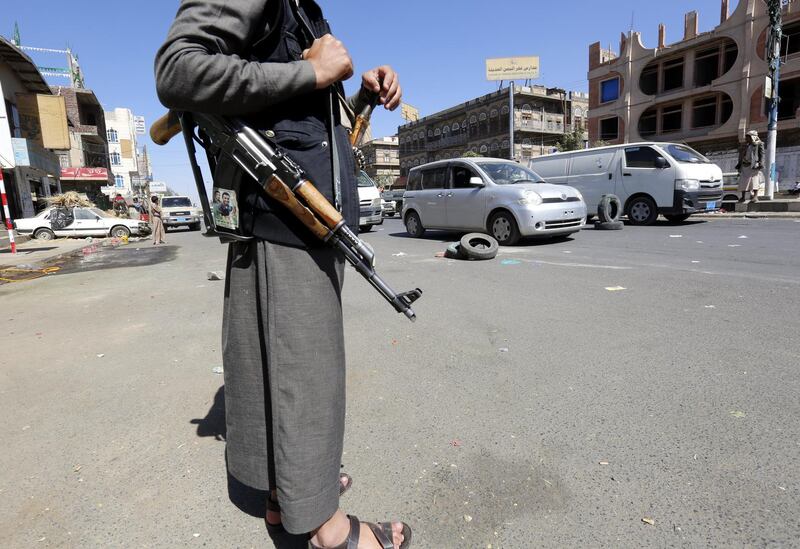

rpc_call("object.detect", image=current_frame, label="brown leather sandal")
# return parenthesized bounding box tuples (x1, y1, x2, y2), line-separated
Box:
(265, 473, 354, 534)
(309, 515, 413, 549)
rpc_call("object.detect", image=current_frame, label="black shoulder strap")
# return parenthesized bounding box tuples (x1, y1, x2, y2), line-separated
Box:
(250, 0, 285, 52)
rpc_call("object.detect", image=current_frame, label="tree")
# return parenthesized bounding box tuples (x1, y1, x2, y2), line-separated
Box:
(556, 129, 587, 152)
(462, 150, 482, 157)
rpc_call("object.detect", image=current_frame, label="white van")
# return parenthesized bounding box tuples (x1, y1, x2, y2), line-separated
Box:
(529, 142, 724, 225)
(356, 171, 383, 232)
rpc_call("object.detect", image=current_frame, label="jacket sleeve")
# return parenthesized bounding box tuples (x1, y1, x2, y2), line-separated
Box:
(154, 0, 317, 115)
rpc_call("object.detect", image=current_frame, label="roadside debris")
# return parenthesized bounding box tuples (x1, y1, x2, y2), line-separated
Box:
(598, 460, 609, 465)
(642, 517, 655, 526)
(730, 410, 746, 418)
(498, 347, 509, 353)
(500, 259, 521, 265)
(391, 252, 407, 257)
(669, 235, 683, 238)
(738, 235, 748, 239)
(442, 234, 499, 260)
(212, 367, 224, 375)
(96, 354, 105, 358)
(605, 286, 627, 291)
(207, 271, 225, 281)
(463, 515, 473, 523)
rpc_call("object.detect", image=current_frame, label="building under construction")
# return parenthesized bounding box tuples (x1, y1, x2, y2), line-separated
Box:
(587, 0, 800, 178)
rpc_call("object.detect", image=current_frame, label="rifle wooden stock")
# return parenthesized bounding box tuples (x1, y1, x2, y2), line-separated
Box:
(151, 111, 182, 145)
(295, 180, 344, 229)
(350, 115, 370, 147)
(264, 176, 331, 240)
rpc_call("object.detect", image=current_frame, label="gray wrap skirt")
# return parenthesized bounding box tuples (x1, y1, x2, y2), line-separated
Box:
(222, 239, 346, 534)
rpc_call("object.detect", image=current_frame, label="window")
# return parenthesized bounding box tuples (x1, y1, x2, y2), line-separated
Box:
(110, 152, 122, 165)
(115, 175, 125, 188)
(107, 128, 119, 143)
(778, 76, 800, 120)
(692, 96, 718, 128)
(664, 144, 709, 164)
(640, 65, 658, 95)
(421, 167, 447, 189)
(781, 21, 800, 57)
(662, 58, 684, 91)
(74, 208, 97, 220)
(694, 47, 720, 87)
(599, 117, 619, 140)
(5, 100, 21, 138)
(638, 108, 657, 137)
(720, 96, 733, 124)
(625, 146, 664, 168)
(600, 78, 620, 103)
(407, 170, 422, 190)
(661, 105, 683, 132)
(451, 165, 477, 189)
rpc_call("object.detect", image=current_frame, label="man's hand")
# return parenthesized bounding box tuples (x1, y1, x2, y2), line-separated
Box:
(303, 34, 353, 89)
(361, 66, 402, 111)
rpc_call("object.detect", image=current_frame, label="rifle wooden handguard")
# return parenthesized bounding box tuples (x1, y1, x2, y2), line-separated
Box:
(151, 111, 182, 145)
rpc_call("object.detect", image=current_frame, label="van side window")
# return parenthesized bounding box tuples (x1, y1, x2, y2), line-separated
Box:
(624, 146, 664, 168)
(421, 167, 448, 190)
(407, 171, 422, 191)
(451, 165, 478, 189)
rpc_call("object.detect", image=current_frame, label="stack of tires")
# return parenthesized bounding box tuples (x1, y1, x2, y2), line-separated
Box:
(595, 194, 624, 230)
(445, 233, 499, 260)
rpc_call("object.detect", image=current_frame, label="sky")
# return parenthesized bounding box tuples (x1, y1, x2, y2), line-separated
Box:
(6, 0, 737, 199)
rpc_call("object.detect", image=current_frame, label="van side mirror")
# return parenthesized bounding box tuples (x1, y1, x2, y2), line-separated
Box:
(469, 176, 485, 187)
(655, 157, 669, 169)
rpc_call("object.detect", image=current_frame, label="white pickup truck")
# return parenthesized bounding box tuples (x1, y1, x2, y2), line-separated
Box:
(159, 196, 202, 231)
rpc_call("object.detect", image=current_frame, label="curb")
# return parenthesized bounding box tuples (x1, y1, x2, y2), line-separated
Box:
(693, 212, 800, 219)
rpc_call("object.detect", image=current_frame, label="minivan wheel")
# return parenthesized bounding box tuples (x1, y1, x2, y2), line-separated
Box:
(489, 211, 521, 245)
(405, 211, 425, 238)
(626, 196, 658, 225)
(359, 224, 372, 233)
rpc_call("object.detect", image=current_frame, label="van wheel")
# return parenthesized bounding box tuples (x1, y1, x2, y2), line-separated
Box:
(405, 211, 425, 238)
(626, 196, 658, 225)
(489, 211, 520, 245)
(664, 214, 691, 223)
(359, 225, 372, 233)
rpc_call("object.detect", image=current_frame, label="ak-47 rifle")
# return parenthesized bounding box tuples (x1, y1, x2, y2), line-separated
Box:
(150, 110, 422, 321)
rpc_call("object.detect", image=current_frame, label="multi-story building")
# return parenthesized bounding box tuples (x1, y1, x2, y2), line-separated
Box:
(51, 86, 113, 200)
(587, 0, 800, 178)
(0, 36, 63, 219)
(398, 85, 588, 179)
(360, 136, 400, 187)
(104, 108, 143, 196)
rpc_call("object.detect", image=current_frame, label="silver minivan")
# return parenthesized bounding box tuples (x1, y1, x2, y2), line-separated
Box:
(402, 158, 587, 245)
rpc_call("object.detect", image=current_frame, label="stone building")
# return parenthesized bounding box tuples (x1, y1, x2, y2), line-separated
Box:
(104, 107, 144, 196)
(0, 36, 62, 219)
(51, 86, 113, 199)
(360, 135, 400, 187)
(398, 85, 588, 179)
(587, 0, 800, 177)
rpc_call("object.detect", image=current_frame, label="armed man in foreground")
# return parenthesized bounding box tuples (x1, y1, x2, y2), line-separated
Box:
(154, 1, 410, 548)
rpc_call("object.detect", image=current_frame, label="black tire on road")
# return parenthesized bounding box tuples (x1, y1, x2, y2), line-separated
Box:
(594, 220, 624, 230)
(111, 225, 131, 238)
(626, 196, 658, 225)
(190, 222, 201, 231)
(404, 211, 425, 238)
(597, 194, 622, 223)
(664, 213, 691, 223)
(359, 225, 372, 233)
(488, 210, 521, 246)
(34, 228, 55, 241)
(459, 233, 499, 260)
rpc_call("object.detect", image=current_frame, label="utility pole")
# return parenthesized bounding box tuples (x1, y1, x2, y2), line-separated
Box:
(765, 0, 783, 200)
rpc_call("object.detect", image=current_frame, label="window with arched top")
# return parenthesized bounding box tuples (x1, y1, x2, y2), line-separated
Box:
(469, 115, 477, 124)
(107, 128, 118, 143)
(110, 152, 122, 165)
(491, 142, 499, 150)
(490, 109, 498, 118)
(502, 140, 509, 148)
(114, 174, 124, 187)
(427, 129, 433, 137)
(443, 126, 450, 134)
(434, 128, 441, 136)
(452, 122, 460, 131)
(479, 144, 488, 153)
(522, 138, 532, 146)
(479, 112, 487, 121)
(521, 104, 532, 113)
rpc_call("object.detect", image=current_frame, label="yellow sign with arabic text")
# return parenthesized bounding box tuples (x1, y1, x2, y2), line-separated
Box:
(401, 103, 420, 122)
(485, 56, 540, 81)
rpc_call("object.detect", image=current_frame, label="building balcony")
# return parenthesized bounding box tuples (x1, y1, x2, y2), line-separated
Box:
(426, 133, 468, 151)
(514, 119, 565, 133)
(10, 138, 61, 175)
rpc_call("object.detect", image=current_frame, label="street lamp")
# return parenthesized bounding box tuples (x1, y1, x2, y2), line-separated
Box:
(764, 0, 784, 200)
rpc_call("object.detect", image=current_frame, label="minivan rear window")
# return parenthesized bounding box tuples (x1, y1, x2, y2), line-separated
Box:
(421, 167, 448, 190)
(407, 171, 422, 191)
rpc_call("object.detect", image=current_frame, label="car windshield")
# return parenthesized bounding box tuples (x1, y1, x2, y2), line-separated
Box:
(664, 144, 709, 164)
(357, 171, 376, 188)
(162, 197, 192, 207)
(91, 208, 110, 218)
(475, 162, 546, 185)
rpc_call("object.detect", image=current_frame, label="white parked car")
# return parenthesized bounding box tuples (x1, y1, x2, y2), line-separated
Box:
(15, 207, 151, 240)
(356, 171, 383, 232)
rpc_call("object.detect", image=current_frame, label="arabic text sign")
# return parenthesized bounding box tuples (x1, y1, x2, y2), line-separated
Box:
(134, 116, 146, 135)
(485, 56, 539, 81)
(401, 103, 419, 122)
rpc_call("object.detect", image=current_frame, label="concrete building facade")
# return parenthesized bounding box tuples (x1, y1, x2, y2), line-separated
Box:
(360, 136, 400, 187)
(51, 86, 113, 202)
(398, 85, 588, 179)
(587, 0, 800, 179)
(104, 107, 142, 197)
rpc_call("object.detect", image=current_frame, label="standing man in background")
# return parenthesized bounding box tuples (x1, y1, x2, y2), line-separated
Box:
(155, 1, 411, 548)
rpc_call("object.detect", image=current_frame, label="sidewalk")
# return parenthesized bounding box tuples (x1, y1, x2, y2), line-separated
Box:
(0, 237, 96, 268)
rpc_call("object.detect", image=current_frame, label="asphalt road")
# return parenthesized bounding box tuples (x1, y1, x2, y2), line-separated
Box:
(1, 217, 799, 548)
